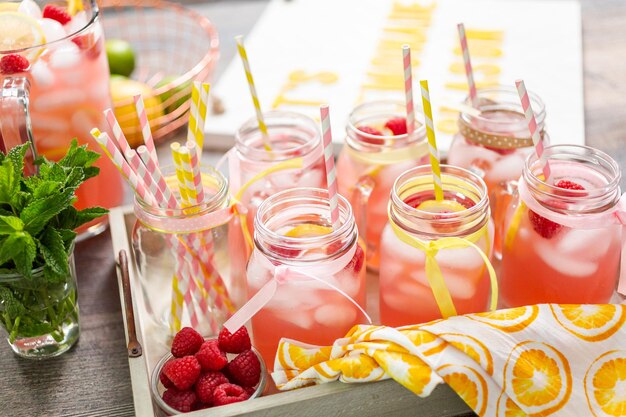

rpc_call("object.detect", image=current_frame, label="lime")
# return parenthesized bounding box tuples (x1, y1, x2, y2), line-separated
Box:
(110, 77, 163, 147)
(105, 38, 135, 77)
(155, 75, 192, 114)
(0, 11, 46, 55)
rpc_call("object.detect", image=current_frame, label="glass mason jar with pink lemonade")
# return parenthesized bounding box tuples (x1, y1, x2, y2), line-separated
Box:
(0, 0, 123, 237)
(244, 188, 367, 369)
(448, 86, 547, 194)
(336, 101, 428, 270)
(500, 145, 623, 307)
(379, 165, 496, 327)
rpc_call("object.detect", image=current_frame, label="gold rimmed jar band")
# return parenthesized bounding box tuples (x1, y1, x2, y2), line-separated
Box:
(458, 119, 544, 150)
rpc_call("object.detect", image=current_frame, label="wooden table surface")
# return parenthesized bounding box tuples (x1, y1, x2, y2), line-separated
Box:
(2, 0, 626, 416)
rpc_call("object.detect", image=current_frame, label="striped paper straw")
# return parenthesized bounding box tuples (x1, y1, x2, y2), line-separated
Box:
(137, 145, 179, 209)
(457, 23, 478, 108)
(171, 142, 191, 206)
(402, 45, 415, 134)
(187, 82, 200, 146)
(515, 79, 552, 183)
(419, 80, 444, 201)
(235, 35, 272, 151)
(195, 83, 210, 156)
(104, 109, 132, 155)
(319, 105, 340, 230)
(133, 95, 159, 164)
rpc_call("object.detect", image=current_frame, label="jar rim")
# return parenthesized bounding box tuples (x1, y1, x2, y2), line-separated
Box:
(235, 110, 321, 163)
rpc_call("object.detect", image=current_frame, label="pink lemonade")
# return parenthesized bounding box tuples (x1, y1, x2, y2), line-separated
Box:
(234, 111, 325, 235)
(448, 87, 546, 194)
(0, 0, 123, 235)
(379, 166, 494, 327)
(500, 146, 622, 307)
(336, 101, 428, 270)
(246, 188, 366, 369)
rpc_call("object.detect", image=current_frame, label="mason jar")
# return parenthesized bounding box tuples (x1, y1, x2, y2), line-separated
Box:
(379, 165, 496, 327)
(336, 100, 428, 271)
(500, 145, 623, 307)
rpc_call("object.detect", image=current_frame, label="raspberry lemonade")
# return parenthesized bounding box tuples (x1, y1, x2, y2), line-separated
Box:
(336, 101, 428, 270)
(448, 86, 547, 194)
(379, 165, 495, 326)
(246, 188, 366, 368)
(500, 145, 623, 307)
(0, 0, 122, 236)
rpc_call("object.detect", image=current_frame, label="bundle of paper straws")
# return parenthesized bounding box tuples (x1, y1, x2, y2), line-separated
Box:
(91, 82, 234, 335)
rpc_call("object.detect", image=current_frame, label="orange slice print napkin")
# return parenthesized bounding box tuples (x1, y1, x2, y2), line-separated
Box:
(272, 304, 626, 417)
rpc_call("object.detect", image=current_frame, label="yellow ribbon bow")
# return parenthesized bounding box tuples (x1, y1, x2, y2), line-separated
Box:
(388, 219, 498, 319)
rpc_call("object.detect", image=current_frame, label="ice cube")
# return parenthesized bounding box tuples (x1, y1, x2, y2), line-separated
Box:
(268, 169, 298, 188)
(40, 18, 66, 43)
(382, 284, 433, 311)
(314, 304, 357, 328)
(486, 154, 525, 184)
(557, 228, 612, 259)
(30, 60, 54, 87)
(32, 89, 86, 112)
(18, 0, 41, 19)
(380, 225, 426, 264)
(286, 311, 314, 330)
(71, 109, 99, 135)
(443, 273, 479, 299)
(436, 246, 485, 270)
(49, 41, 80, 69)
(31, 115, 69, 133)
(333, 271, 361, 298)
(536, 239, 599, 278)
(298, 167, 325, 188)
(65, 11, 87, 36)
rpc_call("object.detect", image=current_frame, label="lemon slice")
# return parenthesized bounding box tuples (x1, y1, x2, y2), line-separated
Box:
(0, 2, 19, 12)
(416, 199, 467, 213)
(284, 224, 332, 238)
(67, 0, 83, 16)
(0, 12, 46, 55)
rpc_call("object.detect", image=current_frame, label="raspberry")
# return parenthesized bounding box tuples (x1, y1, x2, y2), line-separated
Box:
(218, 326, 251, 354)
(555, 180, 585, 191)
(384, 117, 408, 135)
(0, 54, 30, 74)
(162, 389, 198, 412)
(528, 180, 585, 239)
(343, 243, 364, 274)
(212, 383, 250, 406)
(42, 4, 72, 25)
(159, 360, 176, 389)
(356, 125, 385, 145)
(226, 350, 262, 387)
(243, 386, 257, 396)
(194, 371, 229, 404)
(195, 340, 228, 371)
(163, 356, 201, 390)
(171, 327, 204, 357)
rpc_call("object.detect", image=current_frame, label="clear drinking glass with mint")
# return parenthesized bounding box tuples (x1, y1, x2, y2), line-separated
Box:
(0, 141, 107, 358)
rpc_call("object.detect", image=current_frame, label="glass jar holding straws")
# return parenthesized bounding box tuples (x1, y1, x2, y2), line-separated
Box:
(93, 83, 240, 337)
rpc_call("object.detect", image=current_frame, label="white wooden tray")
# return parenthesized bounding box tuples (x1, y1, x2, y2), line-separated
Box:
(109, 205, 474, 417)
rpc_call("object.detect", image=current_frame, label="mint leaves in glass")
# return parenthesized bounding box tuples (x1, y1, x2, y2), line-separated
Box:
(0, 141, 108, 358)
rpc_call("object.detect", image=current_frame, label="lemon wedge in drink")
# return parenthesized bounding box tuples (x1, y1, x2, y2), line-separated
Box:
(67, 0, 83, 16)
(0, 2, 19, 12)
(284, 224, 332, 238)
(0, 12, 45, 56)
(416, 199, 466, 213)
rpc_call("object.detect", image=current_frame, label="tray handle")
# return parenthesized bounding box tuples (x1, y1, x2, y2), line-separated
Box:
(117, 250, 143, 358)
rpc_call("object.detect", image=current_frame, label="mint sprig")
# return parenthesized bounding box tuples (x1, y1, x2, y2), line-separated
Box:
(0, 140, 108, 343)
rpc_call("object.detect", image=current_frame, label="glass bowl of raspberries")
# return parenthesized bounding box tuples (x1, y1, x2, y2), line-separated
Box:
(150, 326, 266, 415)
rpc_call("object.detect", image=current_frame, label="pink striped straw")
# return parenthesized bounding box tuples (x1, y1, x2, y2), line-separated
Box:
(125, 150, 169, 207)
(319, 105, 340, 230)
(457, 23, 478, 108)
(133, 95, 159, 164)
(516, 80, 552, 183)
(402, 45, 415, 134)
(137, 146, 179, 209)
(104, 109, 132, 155)
(186, 141, 205, 203)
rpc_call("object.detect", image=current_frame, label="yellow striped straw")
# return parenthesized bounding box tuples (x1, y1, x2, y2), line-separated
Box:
(187, 83, 200, 146)
(235, 35, 272, 151)
(196, 83, 210, 157)
(176, 145, 200, 204)
(171, 142, 191, 207)
(419, 80, 444, 201)
(170, 275, 184, 333)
